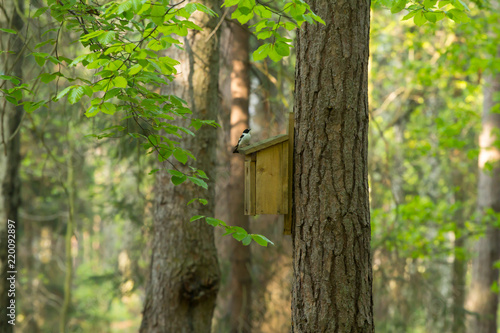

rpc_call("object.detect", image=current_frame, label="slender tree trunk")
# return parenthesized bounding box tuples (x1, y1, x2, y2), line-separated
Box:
(0, 1, 24, 332)
(291, 1, 373, 332)
(60, 141, 76, 333)
(451, 164, 466, 333)
(140, 1, 221, 332)
(227, 21, 252, 333)
(466, 44, 500, 333)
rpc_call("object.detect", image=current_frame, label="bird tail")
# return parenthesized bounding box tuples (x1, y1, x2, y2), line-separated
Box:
(233, 146, 238, 153)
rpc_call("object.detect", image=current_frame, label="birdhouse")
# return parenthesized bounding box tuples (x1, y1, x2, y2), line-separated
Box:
(238, 113, 294, 235)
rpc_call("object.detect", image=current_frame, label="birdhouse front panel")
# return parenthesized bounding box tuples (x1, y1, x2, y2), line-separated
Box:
(242, 134, 290, 216)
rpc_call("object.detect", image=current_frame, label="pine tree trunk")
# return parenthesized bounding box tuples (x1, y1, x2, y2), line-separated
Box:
(466, 45, 500, 333)
(140, 1, 221, 332)
(227, 21, 252, 333)
(0, 1, 24, 332)
(291, 1, 373, 332)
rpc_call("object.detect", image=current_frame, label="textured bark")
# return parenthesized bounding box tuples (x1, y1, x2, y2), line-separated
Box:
(0, 1, 24, 332)
(466, 44, 500, 333)
(227, 21, 252, 333)
(139, 2, 221, 332)
(291, 1, 373, 332)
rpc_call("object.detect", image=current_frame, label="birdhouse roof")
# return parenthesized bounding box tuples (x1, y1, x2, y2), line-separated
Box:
(239, 134, 288, 155)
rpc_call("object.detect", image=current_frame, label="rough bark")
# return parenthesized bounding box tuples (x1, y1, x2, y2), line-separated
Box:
(292, 1, 373, 332)
(466, 44, 500, 333)
(139, 1, 221, 332)
(0, 1, 24, 332)
(227, 21, 252, 333)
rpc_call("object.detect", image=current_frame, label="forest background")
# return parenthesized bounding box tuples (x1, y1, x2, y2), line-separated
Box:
(0, 0, 499, 332)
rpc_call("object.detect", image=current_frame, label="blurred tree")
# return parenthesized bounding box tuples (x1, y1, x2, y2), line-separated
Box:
(0, 1, 24, 332)
(227, 19, 252, 333)
(291, 1, 373, 332)
(467, 43, 500, 333)
(139, 1, 222, 331)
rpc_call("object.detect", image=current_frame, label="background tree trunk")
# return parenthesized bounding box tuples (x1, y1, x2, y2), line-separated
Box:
(140, 1, 221, 332)
(227, 21, 252, 333)
(466, 44, 500, 333)
(0, 1, 24, 332)
(291, 1, 373, 332)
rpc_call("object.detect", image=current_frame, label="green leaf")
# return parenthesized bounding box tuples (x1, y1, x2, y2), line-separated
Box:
(128, 64, 142, 75)
(390, 0, 406, 13)
(253, 44, 270, 61)
(184, 3, 196, 14)
(190, 215, 204, 222)
(68, 86, 85, 104)
(0, 75, 20, 85)
(447, 9, 470, 23)
(168, 169, 185, 178)
(311, 13, 326, 25)
(232, 226, 248, 241)
(39, 73, 57, 83)
(99, 102, 116, 115)
(112, 76, 127, 88)
(242, 235, 252, 246)
(423, 0, 438, 7)
(188, 176, 208, 189)
(424, 12, 437, 23)
(55, 86, 73, 101)
(35, 39, 55, 49)
(275, 42, 290, 56)
(197, 169, 208, 179)
(452, 0, 469, 11)
(206, 217, 223, 227)
(171, 175, 187, 185)
(149, 169, 159, 175)
(85, 106, 100, 117)
(0, 28, 17, 34)
(80, 30, 104, 42)
(173, 149, 188, 164)
(223, 0, 240, 6)
(33, 7, 49, 18)
(251, 234, 274, 247)
(414, 10, 426, 26)
(402, 10, 418, 20)
(257, 30, 273, 40)
(491, 281, 500, 294)
(34, 55, 46, 67)
(97, 31, 116, 44)
(23, 100, 46, 113)
(268, 47, 283, 62)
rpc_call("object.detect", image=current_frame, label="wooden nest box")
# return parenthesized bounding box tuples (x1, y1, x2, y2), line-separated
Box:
(238, 113, 294, 235)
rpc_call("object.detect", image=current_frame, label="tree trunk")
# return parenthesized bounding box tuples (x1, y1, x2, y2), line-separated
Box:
(466, 44, 500, 333)
(227, 21, 252, 333)
(139, 1, 221, 332)
(291, 1, 373, 332)
(451, 164, 466, 333)
(60, 141, 76, 333)
(0, 1, 24, 332)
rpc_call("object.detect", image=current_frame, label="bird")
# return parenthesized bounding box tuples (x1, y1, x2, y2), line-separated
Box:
(233, 129, 251, 153)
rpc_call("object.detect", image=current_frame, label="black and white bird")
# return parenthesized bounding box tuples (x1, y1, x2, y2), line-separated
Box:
(233, 129, 251, 153)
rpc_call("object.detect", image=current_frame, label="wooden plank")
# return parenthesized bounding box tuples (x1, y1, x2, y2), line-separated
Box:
(239, 134, 288, 155)
(256, 144, 282, 214)
(282, 142, 288, 214)
(284, 112, 294, 235)
(244, 154, 256, 215)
